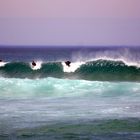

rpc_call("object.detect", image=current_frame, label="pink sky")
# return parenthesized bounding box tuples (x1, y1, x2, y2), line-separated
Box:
(0, 0, 140, 46)
(0, 0, 140, 18)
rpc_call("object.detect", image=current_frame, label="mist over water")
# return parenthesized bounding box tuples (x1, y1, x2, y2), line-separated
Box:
(0, 47, 140, 63)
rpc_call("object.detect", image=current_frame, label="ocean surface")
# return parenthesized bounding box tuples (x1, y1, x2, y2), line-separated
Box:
(0, 47, 140, 140)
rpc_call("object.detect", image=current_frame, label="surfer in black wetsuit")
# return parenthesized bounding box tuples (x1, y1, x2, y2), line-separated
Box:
(32, 61, 36, 66)
(65, 61, 71, 67)
(0, 60, 2, 62)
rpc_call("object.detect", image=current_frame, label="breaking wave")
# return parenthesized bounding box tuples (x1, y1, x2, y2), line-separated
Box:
(0, 59, 140, 81)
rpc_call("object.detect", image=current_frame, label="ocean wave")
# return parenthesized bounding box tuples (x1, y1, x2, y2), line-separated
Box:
(0, 59, 140, 81)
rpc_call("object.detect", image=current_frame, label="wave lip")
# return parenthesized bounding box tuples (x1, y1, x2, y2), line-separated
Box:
(0, 59, 140, 81)
(30, 61, 42, 70)
(0, 62, 8, 67)
(62, 61, 85, 73)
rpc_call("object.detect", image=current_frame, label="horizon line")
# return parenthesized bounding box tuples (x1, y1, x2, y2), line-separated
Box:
(0, 45, 140, 48)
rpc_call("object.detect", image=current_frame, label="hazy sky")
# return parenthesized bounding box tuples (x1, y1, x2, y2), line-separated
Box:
(0, 0, 140, 46)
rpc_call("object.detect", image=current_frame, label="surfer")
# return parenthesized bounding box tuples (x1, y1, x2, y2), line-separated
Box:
(0, 60, 2, 62)
(65, 61, 71, 67)
(32, 61, 36, 66)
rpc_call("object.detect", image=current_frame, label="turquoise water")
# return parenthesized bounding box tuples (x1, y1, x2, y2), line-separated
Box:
(0, 77, 140, 139)
(0, 77, 140, 98)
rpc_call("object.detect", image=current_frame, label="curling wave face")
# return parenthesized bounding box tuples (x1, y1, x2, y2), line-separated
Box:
(0, 59, 140, 81)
